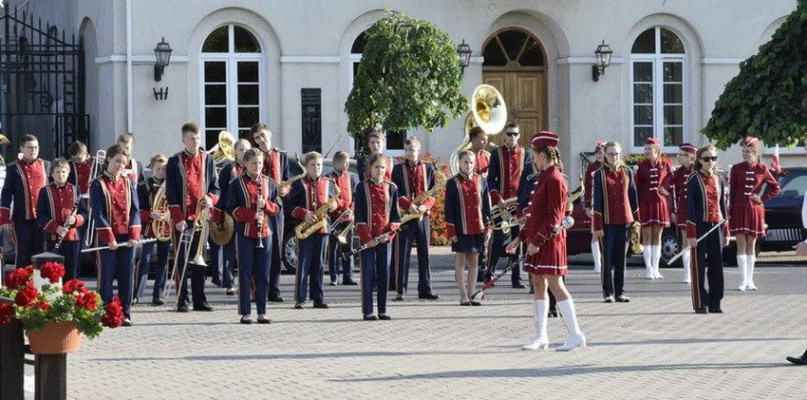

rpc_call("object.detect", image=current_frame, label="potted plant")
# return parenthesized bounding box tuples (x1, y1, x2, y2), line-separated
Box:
(0, 262, 124, 354)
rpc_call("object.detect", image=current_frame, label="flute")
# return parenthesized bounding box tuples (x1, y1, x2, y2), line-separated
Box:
(81, 238, 158, 253)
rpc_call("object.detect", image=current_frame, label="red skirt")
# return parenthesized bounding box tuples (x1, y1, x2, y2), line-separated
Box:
(729, 202, 766, 237)
(522, 234, 567, 276)
(639, 194, 670, 227)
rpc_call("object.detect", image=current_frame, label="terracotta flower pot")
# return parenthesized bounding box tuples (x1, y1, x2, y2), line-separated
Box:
(27, 321, 82, 354)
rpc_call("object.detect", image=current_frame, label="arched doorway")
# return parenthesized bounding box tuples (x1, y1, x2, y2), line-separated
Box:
(482, 28, 547, 148)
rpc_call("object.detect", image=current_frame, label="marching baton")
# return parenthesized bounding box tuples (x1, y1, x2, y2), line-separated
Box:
(666, 220, 727, 264)
(471, 216, 574, 302)
(81, 238, 158, 253)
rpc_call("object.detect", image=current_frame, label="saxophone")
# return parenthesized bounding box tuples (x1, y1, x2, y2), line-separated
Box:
(629, 222, 643, 255)
(399, 167, 446, 225)
(294, 178, 340, 240)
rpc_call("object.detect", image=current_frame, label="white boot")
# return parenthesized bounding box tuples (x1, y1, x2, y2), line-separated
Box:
(556, 299, 586, 351)
(736, 255, 748, 291)
(591, 241, 602, 274)
(522, 300, 549, 350)
(747, 254, 758, 290)
(681, 250, 691, 284)
(643, 248, 654, 279)
(652, 245, 664, 279)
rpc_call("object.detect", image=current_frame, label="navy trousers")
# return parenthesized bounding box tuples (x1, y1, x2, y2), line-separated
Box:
(328, 228, 354, 283)
(268, 214, 284, 299)
(134, 240, 171, 302)
(236, 234, 271, 316)
(173, 227, 208, 308)
(361, 242, 391, 316)
(13, 219, 44, 268)
(486, 225, 522, 284)
(294, 233, 326, 304)
(394, 216, 432, 295)
(45, 238, 80, 282)
(691, 221, 724, 310)
(600, 224, 629, 298)
(99, 234, 135, 318)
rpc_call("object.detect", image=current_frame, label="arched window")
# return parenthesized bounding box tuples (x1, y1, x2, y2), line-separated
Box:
(630, 27, 686, 149)
(200, 25, 264, 148)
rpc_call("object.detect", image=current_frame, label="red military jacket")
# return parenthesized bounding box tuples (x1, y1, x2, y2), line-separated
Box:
(0, 158, 49, 223)
(519, 165, 567, 247)
(729, 161, 781, 211)
(671, 165, 693, 216)
(355, 179, 401, 244)
(328, 169, 355, 221)
(635, 159, 673, 203)
(445, 172, 491, 238)
(167, 150, 220, 224)
(394, 160, 436, 214)
(70, 156, 95, 195)
(289, 175, 333, 235)
(488, 145, 527, 205)
(592, 164, 640, 231)
(583, 160, 602, 210)
(38, 183, 85, 241)
(475, 149, 490, 177)
(230, 174, 281, 238)
(686, 171, 729, 238)
(91, 171, 141, 244)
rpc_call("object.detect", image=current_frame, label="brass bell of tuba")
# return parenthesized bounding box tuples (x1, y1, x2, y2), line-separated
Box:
(206, 130, 236, 165)
(449, 84, 507, 175)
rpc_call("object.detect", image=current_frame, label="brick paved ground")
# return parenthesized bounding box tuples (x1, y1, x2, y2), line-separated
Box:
(35, 249, 807, 399)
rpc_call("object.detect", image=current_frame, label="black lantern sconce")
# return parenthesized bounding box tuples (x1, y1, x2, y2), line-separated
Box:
(592, 40, 613, 82)
(153, 37, 173, 82)
(457, 39, 472, 75)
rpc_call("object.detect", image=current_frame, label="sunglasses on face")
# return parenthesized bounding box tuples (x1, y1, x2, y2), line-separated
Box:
(701, 156, 718, 162)
(505, 132, 520, 137)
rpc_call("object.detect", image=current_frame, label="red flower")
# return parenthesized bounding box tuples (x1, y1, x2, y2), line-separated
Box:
(62, 279, 87, 295)
(40, 262, 65, 284)
(0, 303, 14, 325)
(4, 267, 32, 289)
(14, 284, 39, 307)
(101, 296, 124, 328)
(36, 299, 50, 311)
(76, 292, 98, 311)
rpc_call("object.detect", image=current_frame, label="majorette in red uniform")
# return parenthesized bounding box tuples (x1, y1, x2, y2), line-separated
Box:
(584, 140, 607, 274)
(729, 136, 780, 291)
(507, 131, 585, 352)
(37, 166, 87, 282)
(671, 143, 697, 283)
(635, 137, 674, 279)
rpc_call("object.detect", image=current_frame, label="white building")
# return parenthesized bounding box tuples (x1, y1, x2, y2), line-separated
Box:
(1, 0, 802, 181)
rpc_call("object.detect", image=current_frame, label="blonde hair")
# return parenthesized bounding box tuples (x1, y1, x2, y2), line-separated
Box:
(303, 151, 323, 166)
(149, 154, 168, 168)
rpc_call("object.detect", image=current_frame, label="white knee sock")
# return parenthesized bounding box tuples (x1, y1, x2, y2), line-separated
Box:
(643, 247, 654, 279)
(523, 300, 549, 350)
(591, 241, 602, 273)
(747, 254, 757, 290)
(652, 245, 664, 279)
(556, 299, 586, 351)
(737, 254, 748, 290)
(681, 250, 691, 283)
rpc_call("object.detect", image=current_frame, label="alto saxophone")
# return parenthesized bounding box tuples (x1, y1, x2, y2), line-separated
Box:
(399, 167, 446, 225)
(629, 222, 643, 255)
(294, 178, 341, 240)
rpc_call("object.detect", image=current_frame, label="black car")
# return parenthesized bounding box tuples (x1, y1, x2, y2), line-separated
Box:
(762, 167, 807, 251)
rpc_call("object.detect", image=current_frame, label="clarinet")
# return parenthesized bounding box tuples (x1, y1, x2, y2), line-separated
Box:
(54, 192, 81, 252)
(256, 174, 265, 249)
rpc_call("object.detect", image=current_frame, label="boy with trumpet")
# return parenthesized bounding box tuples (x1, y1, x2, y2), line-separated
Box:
(327, 151, 358, 286)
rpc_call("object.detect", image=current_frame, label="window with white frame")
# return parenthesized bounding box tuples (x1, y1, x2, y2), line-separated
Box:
(630, 27, 686, 150)
(349, 31, 406, 156)
(200, 25, 264, 149)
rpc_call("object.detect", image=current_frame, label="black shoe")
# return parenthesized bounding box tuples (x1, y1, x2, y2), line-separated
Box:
(268, 296, 285, 303)
(313, 302, 329, 309)
(122, 318, 133, 327)
(418, 292, 440, 300)
(787, 353, 807, 365)
(343, 278, 359, 286)
(363, 314, 378, 321)
(470, 300, 482, 306)
(460, 301, 471, 306)
(294, 302, 305, 309)
(615, 295, 631, 303)
(151, 299, 165, 306)
(378, 314, 391, 320)
(604, 296, 615, 303)
(695, 308, 708, 314)
(393, 294, 405, 302)
(176, 305, 190, 313)
(709, 308, 724, 314)
(240, 316, 252, 324)
(193, 303, 214, 312)
(512, 283, 526, 289)
(329, 281, 339, 286)
(548, 307, 558, 318)
(257, 316, 271, 324)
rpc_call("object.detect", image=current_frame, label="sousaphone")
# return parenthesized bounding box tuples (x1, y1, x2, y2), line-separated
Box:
(449, 84, 508, 175)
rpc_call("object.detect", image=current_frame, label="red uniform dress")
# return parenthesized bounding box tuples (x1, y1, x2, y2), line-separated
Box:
(519, 165, 567, 275)
(672, 165, 693, 229)
(728, 161, 781, 237)
(635, 159, 672, 227)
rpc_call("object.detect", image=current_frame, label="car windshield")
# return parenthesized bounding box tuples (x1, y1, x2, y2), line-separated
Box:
(776, 171, 807, 198)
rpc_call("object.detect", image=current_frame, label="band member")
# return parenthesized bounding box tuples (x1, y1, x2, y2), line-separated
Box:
(730, 136, 780, 291)
(468, 126, 490, 283)
(252, 123, 289, 303)
(355, 153, 401, 320)
(228, 148, 281, 324)
(486, 122, 533, 288)
(635, 138, 673, 279)
(392, 137, 439, 301)
(592, 141, 640, 303)
(67, 141, 96, 197)
(91, 144, 141, 327)
(671, 143, 698, 283)
(445, 150, 490, 305)
(114, 133, 145, 183)
(0, 134, 51, 268)
(584, 140, 607, 274)
(212, 138, 251, 295)
(327, 151, 359, 286)
(287, 152, 336, 309)
(166, 123, 220, 312)
(507, 131, 585, 351)
(134, 154, 172, 306)
(687, 145, 729, 314)
(37, 158, 87, 281)
(356, 130, 394, 181)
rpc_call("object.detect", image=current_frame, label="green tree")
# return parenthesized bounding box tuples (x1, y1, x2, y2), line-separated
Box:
(702, 0, 807, 149)
(345, 11, 467, 154)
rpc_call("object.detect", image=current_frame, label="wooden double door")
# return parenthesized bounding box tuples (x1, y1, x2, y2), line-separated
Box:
(483, 70, 547, 148)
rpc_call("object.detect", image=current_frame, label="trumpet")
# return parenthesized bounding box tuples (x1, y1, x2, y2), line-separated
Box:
(490, 197, 519, 234)
(83, 149, 106, 247)
(329, 209, 354, 246)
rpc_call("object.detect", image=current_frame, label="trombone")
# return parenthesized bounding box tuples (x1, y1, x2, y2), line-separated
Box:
(329, 209, 354, 246)
(83, 149, 106, 247)
(164, 199, 209, 309)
